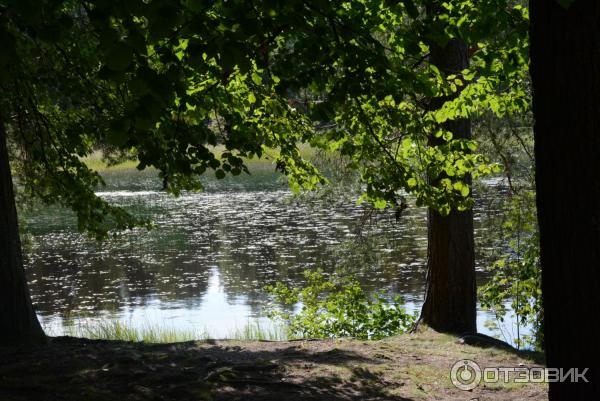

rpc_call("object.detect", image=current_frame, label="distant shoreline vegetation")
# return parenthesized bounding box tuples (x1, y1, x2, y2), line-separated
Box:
(81, 145, 321, 173)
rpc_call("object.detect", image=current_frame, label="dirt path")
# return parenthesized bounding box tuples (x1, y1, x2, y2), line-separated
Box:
(0, 329, 546, 401)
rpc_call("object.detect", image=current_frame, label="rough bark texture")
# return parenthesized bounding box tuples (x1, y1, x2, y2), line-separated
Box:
(0, 116, 46, 346)
(418, 36, 477, 335)
(530, 1, 600, 398)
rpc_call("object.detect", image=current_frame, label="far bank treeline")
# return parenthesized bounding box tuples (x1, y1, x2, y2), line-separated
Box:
(1, 1, 598, 400)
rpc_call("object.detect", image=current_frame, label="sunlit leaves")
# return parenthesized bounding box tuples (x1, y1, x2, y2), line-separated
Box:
(2, 0, 530, 236)
(251, 72, 262, 86)
(266, 269, 415, 340)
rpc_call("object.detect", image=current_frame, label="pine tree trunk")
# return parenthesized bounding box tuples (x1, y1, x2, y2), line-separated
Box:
(0, 115, 46, 346)
(418, 35, 477, 335)
(530, 1, 600, 398)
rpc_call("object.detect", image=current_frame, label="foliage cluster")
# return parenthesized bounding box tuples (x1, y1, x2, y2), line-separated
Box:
(1, 0, 530, 239)
(472, 106, 542, 349)
(479, 190, 543, 349)
(266, 269, 415, 340)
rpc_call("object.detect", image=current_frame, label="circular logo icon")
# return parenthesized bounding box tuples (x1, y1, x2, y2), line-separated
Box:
(451, 359, 482, 391)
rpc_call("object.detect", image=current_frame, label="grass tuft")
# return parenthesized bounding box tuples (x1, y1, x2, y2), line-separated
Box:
(55, 320, 288, 343)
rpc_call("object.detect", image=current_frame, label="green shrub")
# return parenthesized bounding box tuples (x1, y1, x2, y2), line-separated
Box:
(479, 191, 543, 350)
(266, 269, 415, 340)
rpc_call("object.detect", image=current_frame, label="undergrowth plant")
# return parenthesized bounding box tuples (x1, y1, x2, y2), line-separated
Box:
(266, 269, 415, 340)
(479, 190, 543, 350)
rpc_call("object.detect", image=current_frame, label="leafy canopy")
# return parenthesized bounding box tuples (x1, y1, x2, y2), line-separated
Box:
(0, 0, 529, 237)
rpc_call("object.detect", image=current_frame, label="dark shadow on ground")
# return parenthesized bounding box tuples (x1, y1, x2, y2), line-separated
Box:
(0, 337, 413, 401)
(458, 332, 546, 365)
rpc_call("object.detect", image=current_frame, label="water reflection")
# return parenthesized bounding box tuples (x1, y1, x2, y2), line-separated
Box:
(22, 168, 517, 339)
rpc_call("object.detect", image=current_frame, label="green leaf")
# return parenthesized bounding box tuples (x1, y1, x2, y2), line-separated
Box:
(215, 169, 226, 179)
(251, 72, 262, 85)
(373, 199, 387, 209)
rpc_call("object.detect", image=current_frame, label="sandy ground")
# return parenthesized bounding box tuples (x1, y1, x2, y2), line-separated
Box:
(0, 329, 547, 401)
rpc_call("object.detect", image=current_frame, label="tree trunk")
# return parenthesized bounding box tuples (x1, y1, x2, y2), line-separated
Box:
(418, 35, 477, 335)
(530, 1, 600, 398)
(0, 115, 46, 346)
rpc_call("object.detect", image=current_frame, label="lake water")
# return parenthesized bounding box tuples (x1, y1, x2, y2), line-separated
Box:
(21, 165, 525, 343)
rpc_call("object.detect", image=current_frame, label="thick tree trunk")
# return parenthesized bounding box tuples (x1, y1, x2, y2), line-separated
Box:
(418, 36, 477, 334)
(530, 1, 600, 398)
(0, 116, 46, 346)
